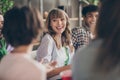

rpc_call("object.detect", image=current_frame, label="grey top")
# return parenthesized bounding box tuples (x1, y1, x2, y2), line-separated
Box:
(72, 39, 120, 80)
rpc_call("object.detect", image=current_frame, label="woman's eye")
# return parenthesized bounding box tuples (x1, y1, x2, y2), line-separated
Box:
(52, 20, 56, 22)
(61, 18, 64, 21)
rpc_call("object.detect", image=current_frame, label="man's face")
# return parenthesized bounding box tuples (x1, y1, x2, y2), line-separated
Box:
(84, 11, 98, 28)
(0, 14, 3, 37)
(0, 14, 4, 29)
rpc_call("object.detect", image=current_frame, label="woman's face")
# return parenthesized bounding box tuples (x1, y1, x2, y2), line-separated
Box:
(50, 16, 67, 35)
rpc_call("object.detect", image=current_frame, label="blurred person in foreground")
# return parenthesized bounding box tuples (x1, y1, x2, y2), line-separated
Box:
(0, 6, 46, 80)
(72, 0, 120, 80)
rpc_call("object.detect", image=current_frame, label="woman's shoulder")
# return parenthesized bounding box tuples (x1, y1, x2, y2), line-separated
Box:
(42, 33, 53, 40)
(40, 34, 55, 45)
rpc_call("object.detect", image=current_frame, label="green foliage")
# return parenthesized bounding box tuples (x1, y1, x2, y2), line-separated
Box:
(0, 0, 14, 14)
(86, 0, 99, 5)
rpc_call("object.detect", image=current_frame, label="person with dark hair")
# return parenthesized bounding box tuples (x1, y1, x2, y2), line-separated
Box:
(0, 6, 46, 80)
(36, 9, 74, 79)
(72, 0, 120, 80)
(72, 5, 99, 51)
(0, 11, 7, 60)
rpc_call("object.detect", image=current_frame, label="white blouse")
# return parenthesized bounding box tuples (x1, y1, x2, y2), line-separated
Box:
(36, 34, 73, 67)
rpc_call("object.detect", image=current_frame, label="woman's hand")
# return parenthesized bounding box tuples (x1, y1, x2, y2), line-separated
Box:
(40, 59, 57, 73)
(47, 65, 71, 78)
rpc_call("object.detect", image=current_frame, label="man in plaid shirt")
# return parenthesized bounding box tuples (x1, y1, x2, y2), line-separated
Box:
(72, 5, 99, 51)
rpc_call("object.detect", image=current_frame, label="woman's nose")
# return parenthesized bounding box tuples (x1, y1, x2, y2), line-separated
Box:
(57, 20, 62, 25)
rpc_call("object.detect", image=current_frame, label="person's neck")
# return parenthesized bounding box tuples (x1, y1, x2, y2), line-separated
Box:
(82, 21, 90, 31)
(54, 34, 61, 40)
(90, 25, 95, 34)
(53, 34, 62, 49)
(11, 44, 33, 54)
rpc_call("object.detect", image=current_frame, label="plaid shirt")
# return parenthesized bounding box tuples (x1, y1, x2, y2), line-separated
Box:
(72, 24, 91, 50)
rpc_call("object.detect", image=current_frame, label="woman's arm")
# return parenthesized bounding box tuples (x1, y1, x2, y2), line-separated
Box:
(47, 65, 71, 78)
(36, 34, 54, 62)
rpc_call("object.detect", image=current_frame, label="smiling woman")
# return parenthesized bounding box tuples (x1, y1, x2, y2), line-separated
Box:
(36, 9, 74, 80)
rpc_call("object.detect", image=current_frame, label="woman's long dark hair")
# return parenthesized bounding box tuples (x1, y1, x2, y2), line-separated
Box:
(95, 0, 120, 71)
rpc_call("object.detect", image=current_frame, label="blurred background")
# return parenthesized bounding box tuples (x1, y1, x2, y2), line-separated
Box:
(0, 0, 99, 29)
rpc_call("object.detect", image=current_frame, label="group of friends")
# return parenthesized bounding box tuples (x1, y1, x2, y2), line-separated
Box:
(0, 0, 120, 80)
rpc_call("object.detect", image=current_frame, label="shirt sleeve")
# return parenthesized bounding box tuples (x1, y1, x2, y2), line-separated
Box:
(72, 28, 79, 50)
(72, 27, 89, 50)
(36, 34, 54, 63)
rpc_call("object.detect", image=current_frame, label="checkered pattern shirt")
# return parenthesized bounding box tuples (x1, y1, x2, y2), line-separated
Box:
(72, 25, 91, 50)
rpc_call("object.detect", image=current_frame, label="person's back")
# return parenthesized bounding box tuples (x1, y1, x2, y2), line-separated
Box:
(0, 53, 46, 80)
(72, 39, 120, 80)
